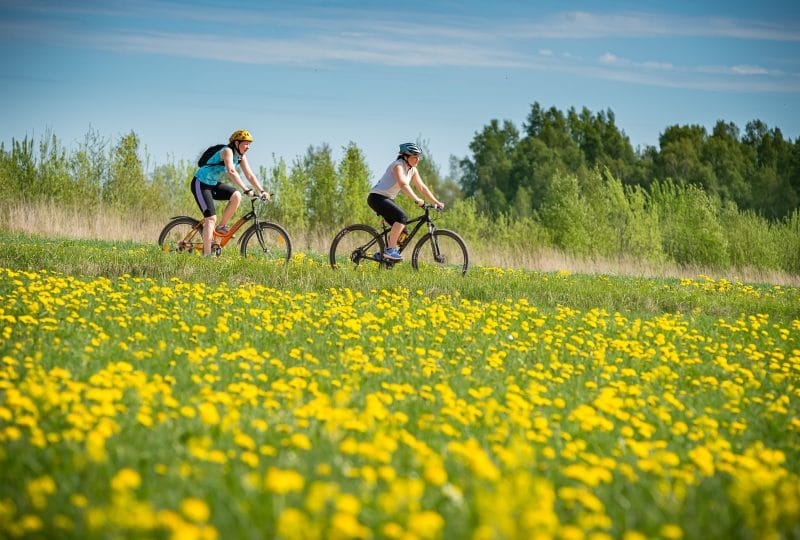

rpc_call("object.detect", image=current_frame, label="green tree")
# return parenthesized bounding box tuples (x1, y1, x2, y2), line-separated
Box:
(69, 127, 108, 211)
(511, 185, 533, 220)
(650, 180, 728, 267)
(337, 142, 372, 227)
(303, 144, 338, 232)
(151, 160, 193, 217)
(274, 156, 309, 233)
(459, 119, 519, 215)
(524, 103, 583, 171)
(703, 121, 750, 209)
(104, 131, 151, 213)
(0, 136, 36, 199)
(653, 125, 717, 194)
(537, 172, 593, 255)
(743, 120, 798, 219)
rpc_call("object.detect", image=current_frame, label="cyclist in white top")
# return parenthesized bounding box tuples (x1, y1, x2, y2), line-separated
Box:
(367, 143, 444, 261)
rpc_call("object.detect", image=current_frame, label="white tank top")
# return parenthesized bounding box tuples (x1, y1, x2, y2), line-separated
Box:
(370, 158, 414, 198)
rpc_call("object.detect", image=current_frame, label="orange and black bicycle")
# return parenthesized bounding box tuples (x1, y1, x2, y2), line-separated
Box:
(158, 196, 292, 263)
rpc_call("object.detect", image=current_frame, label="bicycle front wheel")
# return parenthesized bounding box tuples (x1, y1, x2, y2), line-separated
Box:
(158, 216, 202, 254)
(411, 229, 470, 276)
(329, 224, 384, 269)
(239, 222, 292, 263)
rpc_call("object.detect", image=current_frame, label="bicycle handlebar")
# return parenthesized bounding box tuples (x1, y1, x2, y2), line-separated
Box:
(421, 203, 444, 211)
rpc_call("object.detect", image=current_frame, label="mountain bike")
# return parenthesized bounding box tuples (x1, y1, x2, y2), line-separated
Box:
(329, 204, 469, 275)
(158, 196, 292, 262)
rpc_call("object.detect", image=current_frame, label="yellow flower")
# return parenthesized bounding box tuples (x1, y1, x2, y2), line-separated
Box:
(660, 524, 683, 539)
(180, 497, 211, 523)
(688, 446, 715, 477)
(265, 468, 305, 494)
(424, 462, 448, 487)
(276, 508, 308, 539)
(197, 402, 220, 426)
(110, 468, 141, 492)
(408, 511, 445, 539)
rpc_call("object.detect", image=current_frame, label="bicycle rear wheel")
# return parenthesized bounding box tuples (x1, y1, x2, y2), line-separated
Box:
(329, 224, 384, 269)
(411, 229, 470, 276)
(239, 222, 292, 263)
(158, 216, 202, 254)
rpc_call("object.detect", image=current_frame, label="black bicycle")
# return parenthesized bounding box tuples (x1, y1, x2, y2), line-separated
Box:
(158, 196, 292, 262)
(329, 204, 469, 275)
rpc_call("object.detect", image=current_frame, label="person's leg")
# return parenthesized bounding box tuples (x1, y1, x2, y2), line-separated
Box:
(214, 185, 241, 231)
(388, 221, 405, 248)
(192, 178, 217, 255)
(368, 193, 408, 249)
(203, 215, 217, 254)
(368, 193, 406, 259)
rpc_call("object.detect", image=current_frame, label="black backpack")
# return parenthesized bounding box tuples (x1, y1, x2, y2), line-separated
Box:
(197, 144, 229, 167)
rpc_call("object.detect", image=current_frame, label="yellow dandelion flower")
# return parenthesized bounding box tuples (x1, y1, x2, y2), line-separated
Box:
(276, 508, 308, 539)
(660, 524, 683, 539)
(197, 402, 220, 426)
(110, 468, 141, 491)
(265, 467, 305, 494)
(335, 493, 361, 515)
(408, 511, 445, 539)
(180, 497, 211, 523)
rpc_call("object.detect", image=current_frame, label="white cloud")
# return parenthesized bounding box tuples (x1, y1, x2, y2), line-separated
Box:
(2, 3, 798, 93)
(509, 10, 800, 41)
(731, 65, 771, 75)
(599, 53, 620, 65)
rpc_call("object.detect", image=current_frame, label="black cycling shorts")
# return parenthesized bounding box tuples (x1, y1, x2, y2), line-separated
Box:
(367, 193, 407, 226)
(191, 177, 237, 218)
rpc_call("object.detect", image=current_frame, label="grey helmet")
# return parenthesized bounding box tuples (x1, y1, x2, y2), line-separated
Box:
(399, 142, 422, 156)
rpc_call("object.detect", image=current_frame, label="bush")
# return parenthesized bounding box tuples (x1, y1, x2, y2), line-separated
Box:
(651, 180, 729, 268)
(720, 203, 782, 271)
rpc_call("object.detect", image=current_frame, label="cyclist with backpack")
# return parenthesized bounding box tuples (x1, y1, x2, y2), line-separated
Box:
(367, 142, 444, 261)
(190, 129, 269, 256)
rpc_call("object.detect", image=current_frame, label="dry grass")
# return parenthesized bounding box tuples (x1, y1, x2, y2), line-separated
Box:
(3, 201, 798, 287)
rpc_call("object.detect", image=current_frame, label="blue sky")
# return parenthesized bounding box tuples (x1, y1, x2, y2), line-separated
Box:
(1, 0, 799, 180)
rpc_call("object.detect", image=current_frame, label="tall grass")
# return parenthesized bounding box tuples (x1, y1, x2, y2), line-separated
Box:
(3, 201, 799, 288)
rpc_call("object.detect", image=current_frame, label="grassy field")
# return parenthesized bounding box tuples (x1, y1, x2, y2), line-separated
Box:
(1, 232, 799, 539)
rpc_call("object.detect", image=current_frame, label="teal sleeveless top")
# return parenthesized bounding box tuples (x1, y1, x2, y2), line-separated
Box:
(195, 148, 241, 186)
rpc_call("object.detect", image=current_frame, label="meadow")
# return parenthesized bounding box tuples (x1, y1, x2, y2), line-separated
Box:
(1, 233, 799, 539)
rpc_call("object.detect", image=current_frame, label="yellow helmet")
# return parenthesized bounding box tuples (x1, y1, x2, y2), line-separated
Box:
(229, 129, 254, 143)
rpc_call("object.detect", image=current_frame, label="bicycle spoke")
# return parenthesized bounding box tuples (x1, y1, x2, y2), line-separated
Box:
(330, 225, 384, 270)
(241, 223, 292, 263)
(158, 217, 202, 254)
(412, 229, 469, 276)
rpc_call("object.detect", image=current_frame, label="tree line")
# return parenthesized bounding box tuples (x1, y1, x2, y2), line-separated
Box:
(459, 102, 800, 220)
(1, 101, 799, 274)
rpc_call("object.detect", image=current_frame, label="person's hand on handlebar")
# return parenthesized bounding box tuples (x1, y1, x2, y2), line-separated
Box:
(259, 191, 270, 202)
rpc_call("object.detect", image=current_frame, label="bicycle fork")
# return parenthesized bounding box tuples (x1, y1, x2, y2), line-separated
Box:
(427, 223, 448, 264)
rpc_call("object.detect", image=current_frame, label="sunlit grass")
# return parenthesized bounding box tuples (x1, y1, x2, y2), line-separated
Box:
(0, 238, 799, 539)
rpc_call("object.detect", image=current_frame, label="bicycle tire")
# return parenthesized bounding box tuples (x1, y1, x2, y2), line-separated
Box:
(411, 229, 470, 276)
(239, 222, 292, 263)
(158, 216, 202, 254)
(329, 224, 384, 269)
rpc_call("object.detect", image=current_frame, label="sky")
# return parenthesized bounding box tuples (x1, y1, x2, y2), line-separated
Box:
(1, 0, 799, 181)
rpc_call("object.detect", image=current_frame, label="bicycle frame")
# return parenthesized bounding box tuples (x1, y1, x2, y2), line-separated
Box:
(382, 205, 437, 254)
(171, 198, 261, 252)
(329, 203, 469, 273)
(212, 202, 259, 249)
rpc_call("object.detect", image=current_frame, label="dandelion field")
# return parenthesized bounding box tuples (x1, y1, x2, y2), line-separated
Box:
(1, 236, 799, 539)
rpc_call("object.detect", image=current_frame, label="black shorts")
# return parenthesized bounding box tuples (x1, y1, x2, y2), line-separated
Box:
(367, 193, 407, 225)
(191, 177, 237, 218)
